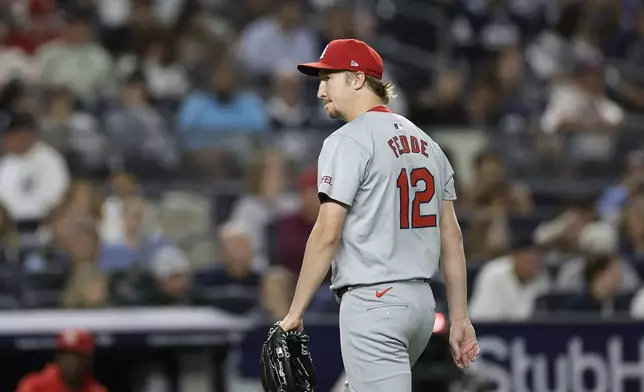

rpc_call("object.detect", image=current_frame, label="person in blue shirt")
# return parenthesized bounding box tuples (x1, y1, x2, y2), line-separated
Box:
(597, 150, 644, 224)
(177, 58, 269, 150)
(99, 195, 172, 272)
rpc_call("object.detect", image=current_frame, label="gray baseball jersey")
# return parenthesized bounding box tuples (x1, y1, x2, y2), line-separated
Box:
(317, 106, 456, 291)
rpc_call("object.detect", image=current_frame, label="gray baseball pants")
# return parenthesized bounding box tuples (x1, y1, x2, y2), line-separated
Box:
(337, 280, 436, 392)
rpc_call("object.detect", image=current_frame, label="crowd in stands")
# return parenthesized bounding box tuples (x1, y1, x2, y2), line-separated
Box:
(2, 0, 644, 328)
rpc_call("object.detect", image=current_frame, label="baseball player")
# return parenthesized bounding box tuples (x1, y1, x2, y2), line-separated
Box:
(278, 39, 479, 391)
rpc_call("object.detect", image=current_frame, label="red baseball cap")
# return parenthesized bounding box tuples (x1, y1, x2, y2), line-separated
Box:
(297, 39, 384, 80)
(56, 328, 95, 356)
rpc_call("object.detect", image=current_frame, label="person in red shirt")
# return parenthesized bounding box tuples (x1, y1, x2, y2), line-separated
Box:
(16, 328, 107, 392)
(5, 0, 60, 54)
(272, 167, 320, 279)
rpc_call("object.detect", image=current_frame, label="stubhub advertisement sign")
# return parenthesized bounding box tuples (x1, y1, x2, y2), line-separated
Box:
(474, 322, 644, 392)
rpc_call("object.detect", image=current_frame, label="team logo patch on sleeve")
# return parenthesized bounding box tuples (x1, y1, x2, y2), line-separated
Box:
(321, 175, 333, 185)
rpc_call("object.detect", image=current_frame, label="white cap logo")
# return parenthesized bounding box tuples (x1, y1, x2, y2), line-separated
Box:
(351, 60, 359, 67)
(320, 45, 328, 59)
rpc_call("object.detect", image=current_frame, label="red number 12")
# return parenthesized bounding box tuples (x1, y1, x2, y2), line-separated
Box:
(396, 167, 437, 229)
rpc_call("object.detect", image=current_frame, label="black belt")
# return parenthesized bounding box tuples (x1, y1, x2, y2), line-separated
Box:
(334, 278, 431, 299)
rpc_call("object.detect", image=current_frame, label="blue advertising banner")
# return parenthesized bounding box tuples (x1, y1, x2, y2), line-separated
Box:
(473, 322, 644, 392)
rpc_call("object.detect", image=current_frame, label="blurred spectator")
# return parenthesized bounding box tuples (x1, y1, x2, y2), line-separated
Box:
(100, 170, 138, 243)
(449, 0, 524, 68)
(540, 46, 624, 133)
(0, 206, 18, 254)
(0, 79, 39, 115)
(620, 199, 644, 262)
(177, 58, 268, 159)
(97, 0, 183, 30)
(62, 219, 109, 308)
(16, 328, 107, 392)
(0, 113, 70, 231)
(230, 150, 297, 263)
(533, 202, 596, 255)
(270, 167, 319, 279)
(105, 71, 180, 175)
(174, 25, 216, 77)
(555, 221, 640, 292)
(316, 6, 356, 54)
(411, 68, 468, 126)
(603, 3, 644, 61)
(96, 0, 132, 30)
(65, 180, 103, 221)
(216, 219, 266, 273)
(465, 149, 531, 259)
(99, 195, 172, 272)
(141, 38, 190, 100)
(261, 265, 292, 321)
(465, 204, 511, 261)
(266, 69, 312, 130)
(560, 255, 629, 317)
(5, 0, 60, 55)
(269, 166, 337, 312)
(596, 150, 644, 224)
(185, 6, 236, 44)
(525, 1, 582, 81)
(103, 0, 168, 58)
(469, 238, 550, 321)
(40, 203, 74, 264)
(37, 9, 114, 103)
(143, 245, 199, 306)
(466, 150, 533, 214)
(236, 0, 317, 75)
(0, 18, 39, 90)
(495, 45, 538, 132)
(195, 221, 262, 314)
(39, 87, 107, 175)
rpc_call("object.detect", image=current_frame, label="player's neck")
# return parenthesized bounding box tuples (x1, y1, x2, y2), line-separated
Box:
(345, 96, 387, 122)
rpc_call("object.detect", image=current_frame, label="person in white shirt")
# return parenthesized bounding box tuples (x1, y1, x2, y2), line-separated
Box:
(540, 48, 623, 134)
(0, 113, 70, 229)
(469, 237, 550, 321)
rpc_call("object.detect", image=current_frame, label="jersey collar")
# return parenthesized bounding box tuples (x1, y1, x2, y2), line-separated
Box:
(367, 105, 392, 113)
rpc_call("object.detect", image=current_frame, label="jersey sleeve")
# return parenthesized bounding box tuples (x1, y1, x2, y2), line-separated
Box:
(317, 135, 369, 207)
(441, 149, 457, 201)
(15, 374, 37, 392)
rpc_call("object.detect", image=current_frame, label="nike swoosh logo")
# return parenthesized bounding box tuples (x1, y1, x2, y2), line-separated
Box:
(375, 287, 393, 298)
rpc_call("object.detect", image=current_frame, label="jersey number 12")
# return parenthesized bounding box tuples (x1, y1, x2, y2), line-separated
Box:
(396, 167, 437, 229)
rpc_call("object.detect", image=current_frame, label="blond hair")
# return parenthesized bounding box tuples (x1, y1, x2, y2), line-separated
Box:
(345, 72, 396, 104)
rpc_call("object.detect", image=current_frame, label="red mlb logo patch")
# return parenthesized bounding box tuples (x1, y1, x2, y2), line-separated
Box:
(321, 175, 333, 185)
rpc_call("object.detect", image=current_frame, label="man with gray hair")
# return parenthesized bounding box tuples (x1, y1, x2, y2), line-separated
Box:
(194, 221, 263, 315)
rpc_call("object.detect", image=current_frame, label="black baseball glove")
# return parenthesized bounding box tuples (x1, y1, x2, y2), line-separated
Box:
(260, 323, 317, 392)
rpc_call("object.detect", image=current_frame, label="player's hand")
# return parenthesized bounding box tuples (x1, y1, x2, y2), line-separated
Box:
(448, 317, 479, 369)
(278, 313, 304, 333)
